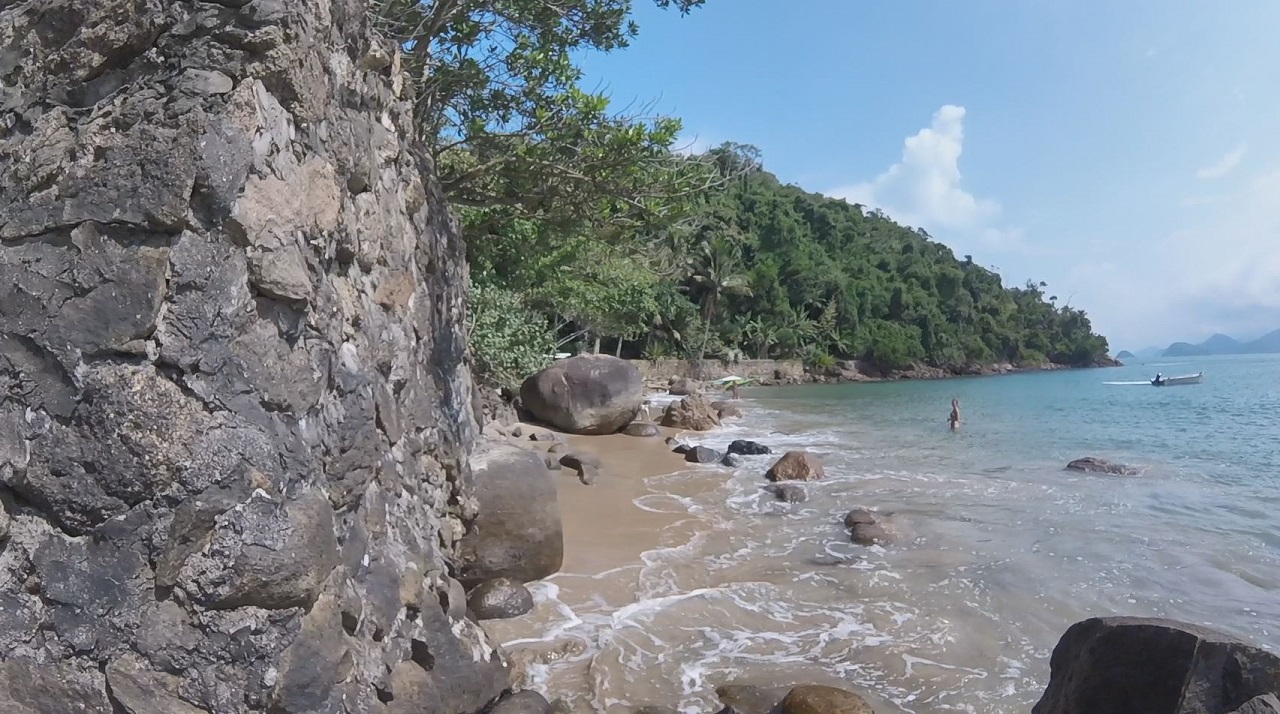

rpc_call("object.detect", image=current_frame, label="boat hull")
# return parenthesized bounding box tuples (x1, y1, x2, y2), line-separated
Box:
(1152, 372, 1203, 386)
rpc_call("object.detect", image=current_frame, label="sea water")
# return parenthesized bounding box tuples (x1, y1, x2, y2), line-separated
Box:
(499, 354, 1280, 713)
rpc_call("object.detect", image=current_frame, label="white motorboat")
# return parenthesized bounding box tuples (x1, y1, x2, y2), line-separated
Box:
(1151, 372, 1203, 386)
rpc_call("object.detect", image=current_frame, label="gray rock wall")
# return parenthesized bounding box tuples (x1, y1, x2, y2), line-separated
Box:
(0, 0, 506, 712)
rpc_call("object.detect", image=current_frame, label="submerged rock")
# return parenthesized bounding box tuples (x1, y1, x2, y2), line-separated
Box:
(769, 484, 807, 503)
(780, 685, 875, 714)
(467, 578, 535, 620)
(717, 404, 744, 419)
(728, 439, 772, 456)
(660, 394, 722, 431)
(716, 683, 791, 714)
(1032, 617, 1280, 714)
(722, 453, 744, 468)
(521, 355, 645, 434)
(766, 451, 827, 482)
(843, 508, 878, 528)
(850, 522, 890, 547)
(1065, 457, 1139, 475)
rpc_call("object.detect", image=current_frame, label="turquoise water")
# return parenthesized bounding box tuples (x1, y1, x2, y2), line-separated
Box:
(503, 354, 1280, 713)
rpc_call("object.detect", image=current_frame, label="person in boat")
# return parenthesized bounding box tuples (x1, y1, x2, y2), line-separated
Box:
(1153, 372, 1165, 386)
(949, 398, 961, 430)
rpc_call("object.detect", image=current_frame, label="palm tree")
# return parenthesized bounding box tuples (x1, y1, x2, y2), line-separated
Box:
(686, 237, 752, 358)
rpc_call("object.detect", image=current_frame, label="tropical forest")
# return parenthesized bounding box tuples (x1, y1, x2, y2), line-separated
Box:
(374, 0, 1111, 389)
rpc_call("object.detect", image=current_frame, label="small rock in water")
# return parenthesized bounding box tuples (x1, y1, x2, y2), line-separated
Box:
(722, 453, 744, 468)
(843, 508, 877, 528)
(766, 451, 826, 482)
(779, 685, 874, 714)
(489, 690, 553, 714)
(467, 578, 534, 620)
(511, 426, 524, 438)
(685, 445, 722, 464)
(529, 430, 559, 442)
(728, 439, 771, 456)
(548, 442, 567, 454)
(716, 683, 792, 714)
(671, 443, 691, 455)
(623, 422, 660, 438)
(717, 404, 743, 419)
(769, 484, 807, 503)
(543, 454, 562, 471)
(850, 522, 889, 547)
(1065, 456, 1139, 476)
(578, 466, 599, 486)
(667, 377, 702, 396)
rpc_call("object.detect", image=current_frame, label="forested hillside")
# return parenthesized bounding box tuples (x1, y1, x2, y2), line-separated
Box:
(466, 145, 1111, 386)
(370, 0, 1111, 389)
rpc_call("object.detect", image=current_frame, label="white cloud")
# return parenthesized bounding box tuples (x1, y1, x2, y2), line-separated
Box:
(1069, 163, 1280, 348)
(826, 105, 1014, 246)
(1195, 143, 1247, 179)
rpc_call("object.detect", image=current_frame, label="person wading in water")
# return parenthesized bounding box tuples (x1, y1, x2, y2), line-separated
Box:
(949, 398, 961, 431)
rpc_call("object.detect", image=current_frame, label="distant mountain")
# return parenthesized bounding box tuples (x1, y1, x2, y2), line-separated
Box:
(1158, 330, 1280, 357)
(1115, 350, 1137, 361)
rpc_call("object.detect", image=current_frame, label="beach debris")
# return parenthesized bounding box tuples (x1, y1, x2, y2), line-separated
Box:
(520, 355, 645, 435)
(488, 690, 554, 714)
(660, 394, 721, 431)
(685, 445, 723, 464)
(765, 451, 827, 482)
(722, 453, 744, 468)
(1065, 457, 1140, 476)
(1033, 617, 1280, 714)
(779, 685, 875, 714)
(768, 484, 808, 503)
(623, 421, 661, 437)
(728, 439, 772, 456)
(466, 578, 535, 620)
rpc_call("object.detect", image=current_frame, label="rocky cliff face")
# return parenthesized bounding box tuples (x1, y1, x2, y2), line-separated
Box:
(0, 1, 507, 712)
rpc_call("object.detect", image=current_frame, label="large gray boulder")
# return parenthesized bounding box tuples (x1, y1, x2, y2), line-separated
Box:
(458, 444, 563, 586)
(1032, 617, 1280, 714)
(520, 355, 644, 435)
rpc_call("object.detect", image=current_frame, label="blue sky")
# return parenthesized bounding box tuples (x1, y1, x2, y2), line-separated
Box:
(579, 0, 1280, 351)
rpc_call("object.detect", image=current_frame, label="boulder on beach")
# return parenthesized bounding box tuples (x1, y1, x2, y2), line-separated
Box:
(1065, 457, 1139, 476)
(685, 446, 723, 464)
(457, 444, 563, 586)
(467, 578, 535, 620)
(559, 452, 602, 472)
(623, 422, 661, 438)
(728, 439, 772, 456)
(1031, 616, 1280, 714)
(668, 377, 702, 396)
(779, 685, 875, 714)
(520, 355, 644, 435)
(766, 451, 827, 482)
(660, 394, 722, 431)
